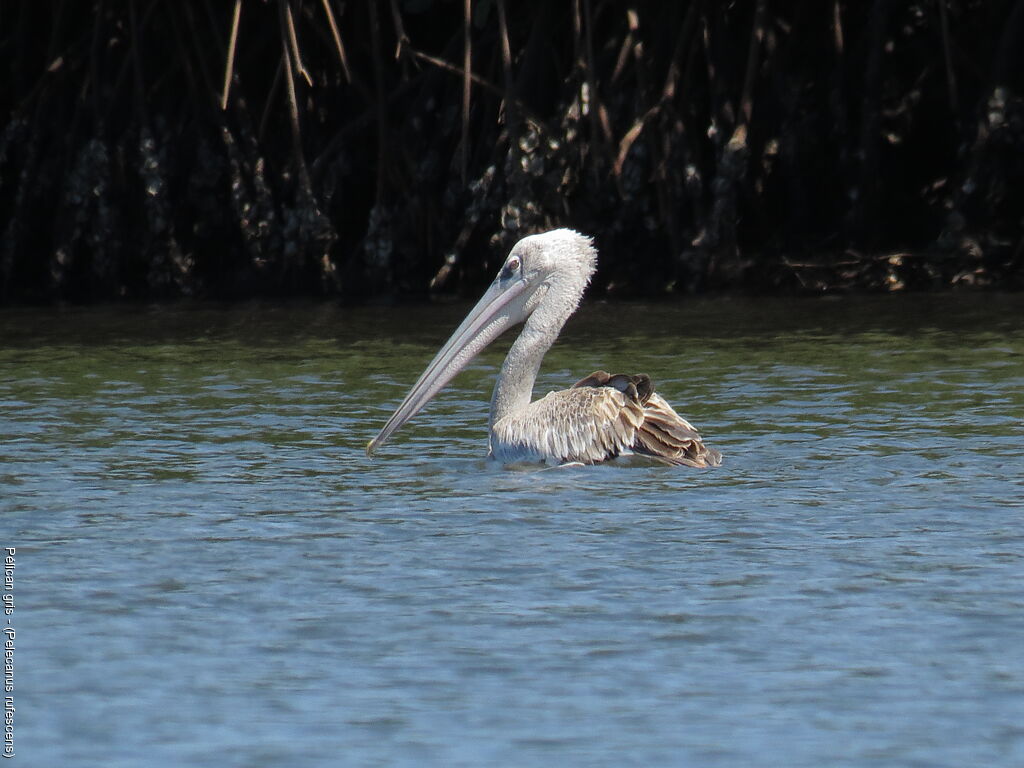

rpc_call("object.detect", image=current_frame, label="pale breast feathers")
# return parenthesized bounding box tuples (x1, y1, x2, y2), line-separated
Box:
(491, 385, 644, 464)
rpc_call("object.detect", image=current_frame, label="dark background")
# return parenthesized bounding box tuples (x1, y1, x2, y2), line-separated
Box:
(2, 0, 1022, 303)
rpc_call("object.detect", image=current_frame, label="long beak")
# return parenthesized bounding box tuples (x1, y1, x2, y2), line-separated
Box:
(366, 276, 528, 455)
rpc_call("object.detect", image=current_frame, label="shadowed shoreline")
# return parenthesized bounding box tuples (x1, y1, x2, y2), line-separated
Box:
(2, 1, 1022, 304)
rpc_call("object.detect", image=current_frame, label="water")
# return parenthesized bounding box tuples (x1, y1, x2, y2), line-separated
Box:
(2, 294, 1023, 767)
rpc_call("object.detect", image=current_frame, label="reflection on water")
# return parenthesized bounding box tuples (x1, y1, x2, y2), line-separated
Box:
(2, 294, 1024, 767)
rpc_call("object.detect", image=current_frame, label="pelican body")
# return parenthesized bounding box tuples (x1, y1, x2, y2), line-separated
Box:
(367, 229, 721, 467)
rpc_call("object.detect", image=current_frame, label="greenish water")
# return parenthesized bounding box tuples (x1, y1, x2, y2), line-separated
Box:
(2, 294, 1023, 767)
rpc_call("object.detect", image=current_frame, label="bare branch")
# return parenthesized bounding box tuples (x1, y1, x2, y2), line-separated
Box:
(320, 0, 352, 83)
(220, 0, 242, 110)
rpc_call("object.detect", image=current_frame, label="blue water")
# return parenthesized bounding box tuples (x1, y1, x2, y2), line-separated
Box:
(2, 294, 1023, 766)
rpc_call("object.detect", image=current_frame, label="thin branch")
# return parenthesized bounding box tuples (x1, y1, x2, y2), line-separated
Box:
(738, 0, 766, 127)
(389, 0, 411, 61)
(278, 0, 312, 191)
(495, 0, 514, 104)
(319, 0, 352, 82)
(611, 8, 638, 85)
(408, 49, 493, 98)
(284, 0, 313, 87)
(220, 0, 242, 110)
(613, 3, 697, 178)
(614, 107, 658, 177)
(833, 0, 844, 56)
(582, 0, 612, 145)
(936, 0, 958, 113)
(461, 0, 472, 183)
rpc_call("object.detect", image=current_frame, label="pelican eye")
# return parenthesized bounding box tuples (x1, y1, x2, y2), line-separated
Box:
(500, 256, 521, 280)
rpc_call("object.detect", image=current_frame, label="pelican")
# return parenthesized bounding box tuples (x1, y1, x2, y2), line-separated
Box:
(366, 229, 722, 467)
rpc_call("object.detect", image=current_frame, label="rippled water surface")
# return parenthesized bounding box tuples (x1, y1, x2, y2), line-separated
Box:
(3, 294, 1024, 767)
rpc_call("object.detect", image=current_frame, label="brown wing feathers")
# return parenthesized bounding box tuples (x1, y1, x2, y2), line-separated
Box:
(573, 370, 722, 467)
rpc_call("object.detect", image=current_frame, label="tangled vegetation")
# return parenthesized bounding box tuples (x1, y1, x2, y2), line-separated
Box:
(1, 1, 1022, 303)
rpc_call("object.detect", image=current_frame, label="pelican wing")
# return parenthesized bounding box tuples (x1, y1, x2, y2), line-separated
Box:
(491, 370, 722, 467)
(634, 392, 722, 467)
(574, 370, 722, 468)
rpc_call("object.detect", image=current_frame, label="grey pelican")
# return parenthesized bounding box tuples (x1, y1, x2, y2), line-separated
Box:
(366, 229, 722, 467)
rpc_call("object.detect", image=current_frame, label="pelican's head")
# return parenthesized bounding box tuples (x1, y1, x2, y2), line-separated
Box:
(366, 228, 597, 455)
(487, 228, 597, 327)
(504, 228, 597, 284)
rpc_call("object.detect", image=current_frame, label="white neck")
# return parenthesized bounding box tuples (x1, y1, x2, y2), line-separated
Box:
(488, 273, 588, 430)
(488, 320, 555, 429)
